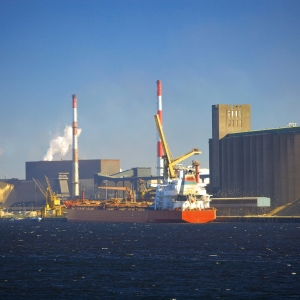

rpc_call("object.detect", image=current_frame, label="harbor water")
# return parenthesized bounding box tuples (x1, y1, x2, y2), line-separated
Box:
(0, 222, 299, 299)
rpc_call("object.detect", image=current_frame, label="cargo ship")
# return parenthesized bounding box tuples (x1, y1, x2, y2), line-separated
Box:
(66, 113, 216, 223)
(66, 170, 216, 223)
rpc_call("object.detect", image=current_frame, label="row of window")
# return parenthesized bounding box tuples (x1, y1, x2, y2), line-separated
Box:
(228, 110, 242, 118)
(228, 120, 242, 127)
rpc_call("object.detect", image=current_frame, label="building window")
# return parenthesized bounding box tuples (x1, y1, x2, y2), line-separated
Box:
(232, 120, 234, 126)
(239, 120, 242, 127)
(232, 110, 234, 117)
(239, 110, 242, 117)
(235, 111, 238, 117)
(228, 110, 231, 118)
(236, 120, 238, 127)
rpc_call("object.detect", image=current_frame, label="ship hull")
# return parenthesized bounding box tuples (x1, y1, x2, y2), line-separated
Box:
(67, 208, 216, 223)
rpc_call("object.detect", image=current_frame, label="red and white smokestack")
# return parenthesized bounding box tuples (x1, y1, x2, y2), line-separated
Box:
(72, 94, 79, 197)
(156, 80, 163, 176)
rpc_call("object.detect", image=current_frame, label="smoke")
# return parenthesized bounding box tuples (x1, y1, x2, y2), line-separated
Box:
(0, 148, 4, 157)
(43, 125, 82, 161)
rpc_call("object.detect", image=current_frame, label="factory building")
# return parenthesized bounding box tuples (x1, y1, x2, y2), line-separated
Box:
(0, 159, 120, 207)
(25, 159, 120, 198)
(26, 159, 119, 182)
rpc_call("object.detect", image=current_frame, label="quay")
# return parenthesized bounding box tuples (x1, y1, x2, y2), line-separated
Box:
(214, 216, 300, 223)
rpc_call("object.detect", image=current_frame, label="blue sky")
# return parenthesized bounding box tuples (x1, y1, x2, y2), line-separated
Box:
(1, 0, 300, 179)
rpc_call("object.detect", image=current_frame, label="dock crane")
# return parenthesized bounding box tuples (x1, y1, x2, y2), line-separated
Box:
(154, 114, 201, 180)
(45, 176, 61, 208)
(33, 178, 46, 198)
(33, 176, 62, 216)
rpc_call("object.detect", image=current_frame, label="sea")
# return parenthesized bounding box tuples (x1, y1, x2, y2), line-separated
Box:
(0, 221, 299, 300)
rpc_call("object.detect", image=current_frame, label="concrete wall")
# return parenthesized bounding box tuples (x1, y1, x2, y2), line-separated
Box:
(100, 159, 120, 176)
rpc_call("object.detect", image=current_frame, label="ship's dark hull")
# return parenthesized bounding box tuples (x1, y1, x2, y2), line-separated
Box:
(67, 208, 216, 223)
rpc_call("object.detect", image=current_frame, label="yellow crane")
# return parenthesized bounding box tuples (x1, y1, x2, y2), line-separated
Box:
(33, 176, 62, 217)
(154, 114, 201, 180)
(44, 176, 61, 208)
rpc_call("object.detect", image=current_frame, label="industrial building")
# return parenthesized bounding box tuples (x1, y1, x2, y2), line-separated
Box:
(94, 167, 162, 200)
(26, 159, 120, 193)
(209, 104, 251, 192)
(26, 159, 120, 182)
(209, 103, 300, 208)
(0, 159, 120, 207)
(0, 179, 38, 207)
(219, 126, 300, 207)
(0, 159, 163, 207)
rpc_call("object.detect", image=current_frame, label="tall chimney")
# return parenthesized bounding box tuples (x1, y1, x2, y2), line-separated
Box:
(156, 80, 163, 176)
(72, 94, 79, 197)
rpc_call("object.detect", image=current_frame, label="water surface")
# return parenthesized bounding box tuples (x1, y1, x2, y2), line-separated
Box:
(0, 222, 299, 299)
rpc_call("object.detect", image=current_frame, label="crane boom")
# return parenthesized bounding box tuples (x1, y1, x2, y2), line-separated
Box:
(45, 176, 53, 194)
(98, 187, 131, 191)
(154, 114, 173, 166)
(169, 148, 202, 171)
(32, 178, 46, 197)
(98, 186, 134, 202)
(154, 114, 201, 179)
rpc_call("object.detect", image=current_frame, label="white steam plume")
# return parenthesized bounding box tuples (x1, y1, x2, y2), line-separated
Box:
(43, 125, 82, 161)
(0, 148, 4, 157)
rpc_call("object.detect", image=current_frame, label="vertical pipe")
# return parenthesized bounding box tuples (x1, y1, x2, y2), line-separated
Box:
(72, 94, 79, 197)
(156, 80, 163, 176)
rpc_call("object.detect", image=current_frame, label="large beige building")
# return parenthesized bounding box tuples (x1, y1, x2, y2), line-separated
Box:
(209, 103, 300, 207)
(209, 104, 251, 191)
(219, 127, 300, 207)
